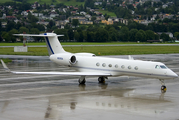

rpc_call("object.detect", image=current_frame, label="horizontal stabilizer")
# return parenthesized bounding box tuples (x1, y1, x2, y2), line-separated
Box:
(13, 33, 64, 37)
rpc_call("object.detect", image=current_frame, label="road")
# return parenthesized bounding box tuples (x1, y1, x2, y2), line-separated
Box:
(0, 54, 179, 120)
(0, 44, 179, 48)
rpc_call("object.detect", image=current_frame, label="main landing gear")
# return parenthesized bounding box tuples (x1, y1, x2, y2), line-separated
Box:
(78, 76, 86, 84)
(98, 77, 107, 83)
(78, 76, 107, 84)
(160, 79, 167, 93)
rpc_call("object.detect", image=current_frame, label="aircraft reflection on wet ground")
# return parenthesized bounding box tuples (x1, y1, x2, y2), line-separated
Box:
(0, 54, 179, 120)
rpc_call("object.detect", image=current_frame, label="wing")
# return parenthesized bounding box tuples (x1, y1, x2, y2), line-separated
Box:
(1, 60, 111, 77)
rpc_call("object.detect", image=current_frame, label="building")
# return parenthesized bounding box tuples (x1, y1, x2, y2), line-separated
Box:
(68, 16, 86, 21)
(79, 20, 93, 25)
(157, 32, 173, 38)
(56, 20, 68, 26)
(101, 20, 113, 25)
(96, 16, 105, 21)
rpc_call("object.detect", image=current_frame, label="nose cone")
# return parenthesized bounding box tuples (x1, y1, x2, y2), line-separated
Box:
(168, 70, 178, 79)
(173, 72, 178, 78)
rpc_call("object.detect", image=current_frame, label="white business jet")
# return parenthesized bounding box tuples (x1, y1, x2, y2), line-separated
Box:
(1, 33, 178, 92)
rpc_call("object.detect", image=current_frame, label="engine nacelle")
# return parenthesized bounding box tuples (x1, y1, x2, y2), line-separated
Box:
(75, 53, 96, 57)
(69, 55, 77, 65)
(50, 53, 77, 66)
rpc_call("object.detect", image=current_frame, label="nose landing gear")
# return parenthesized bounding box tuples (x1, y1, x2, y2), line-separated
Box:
(160, 79, 167, 93)
(78, 76, 86, 84)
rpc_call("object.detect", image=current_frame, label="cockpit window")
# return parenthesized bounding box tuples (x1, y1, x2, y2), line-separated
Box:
(155, 65, 167, 69)
(160, 65, 167, 69)
(155, 65, 160, 69)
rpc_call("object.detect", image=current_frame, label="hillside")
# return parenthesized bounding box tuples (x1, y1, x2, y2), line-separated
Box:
(0, 0, 85, 6)
(0, 0, 12, 3)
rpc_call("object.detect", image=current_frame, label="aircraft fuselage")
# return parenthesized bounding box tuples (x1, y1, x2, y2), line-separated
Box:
(50, 53, 178, 80)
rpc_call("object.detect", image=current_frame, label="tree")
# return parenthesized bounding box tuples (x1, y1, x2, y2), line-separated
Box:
(145, 30, 155, 40)
(174, 32, 179, 39)
(6, 21, 16, 32)
(28, 12, 38, 23)
(86, 31, 94, 42)
(128, 22, 137, 30)
(135, 31, 143, 42)
(30, 28, 40, 34)
(78, 32, 84, 42)
(129, 29, 138, 42)
(160, 33, 170, 42)
(54, 29, 69, 41)
(108, 27, 118, 41)
(67, 28, 74, 40)
(2, 32, 11, 42)
(161, 0, 168, 4)
(19, 27, 29, 33)
(0, 35, 3, 42)
(95, 28, 109, 42)
(8, 29, 19, 42)
(72, 19, 79, 28)
(0, 21, 2, 33)
(91, 16, 96, 21)
(146, 8, 153, 19)
(34, 24, 45, 32)
(119, 26, 129, 41)
(139, 29, 146, 42)
(47, 20, 55, 29)
(74, 32, 80, 41)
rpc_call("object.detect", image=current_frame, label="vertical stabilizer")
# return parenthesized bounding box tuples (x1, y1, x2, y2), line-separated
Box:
(44, 33, 66, 55)
(13, 33, 66, 56)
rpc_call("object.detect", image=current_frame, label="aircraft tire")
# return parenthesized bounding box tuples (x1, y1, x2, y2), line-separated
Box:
(78, 79, 86, 84)
(98, 77, 105, 83)
(161, 85, 167, 93)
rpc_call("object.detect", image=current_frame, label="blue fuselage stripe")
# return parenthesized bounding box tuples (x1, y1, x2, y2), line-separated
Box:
(44, 33, 54, 54)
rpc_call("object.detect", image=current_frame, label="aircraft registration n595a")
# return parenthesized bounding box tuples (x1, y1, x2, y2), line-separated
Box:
(1, 33, 178, 92)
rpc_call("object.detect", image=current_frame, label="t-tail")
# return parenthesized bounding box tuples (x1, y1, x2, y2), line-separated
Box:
(13, 33, 66, 55)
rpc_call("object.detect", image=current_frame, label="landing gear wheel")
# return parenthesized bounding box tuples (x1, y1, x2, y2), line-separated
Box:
(98, 77, 105, 83)
(159, 79, 167, 93)
(78, 79, 86, 84)
(161, 85, 167, 93)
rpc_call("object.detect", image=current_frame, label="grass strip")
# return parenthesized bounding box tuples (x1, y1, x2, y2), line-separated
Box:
(0, 58, 12, 63)
(0, 46, 179, 56)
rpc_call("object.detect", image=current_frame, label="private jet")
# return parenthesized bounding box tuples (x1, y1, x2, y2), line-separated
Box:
(1, 33, 178, 92)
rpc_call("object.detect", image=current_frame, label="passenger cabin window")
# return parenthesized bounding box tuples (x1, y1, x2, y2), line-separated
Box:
(128, 66, 132, 69)
(115, 64, 118, 68)
(121, 65, 125, 69)
(108, 64, 112, 67)
(102, 63, 106, 67)
(96, 62, 100, 66)
(134, 66, 138, 70)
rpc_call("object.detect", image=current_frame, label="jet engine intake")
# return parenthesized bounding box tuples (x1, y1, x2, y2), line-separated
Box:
(69, 55, 77, 65)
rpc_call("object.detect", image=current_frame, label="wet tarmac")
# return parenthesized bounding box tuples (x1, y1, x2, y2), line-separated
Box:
(0, 54, 179, 120)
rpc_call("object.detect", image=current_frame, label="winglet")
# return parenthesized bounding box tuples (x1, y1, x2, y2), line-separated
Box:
(1, 59, 11, 72)
(128, 55, 134, 60)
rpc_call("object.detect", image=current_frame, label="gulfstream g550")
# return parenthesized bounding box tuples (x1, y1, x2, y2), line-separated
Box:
(1, 33, 178, 92)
